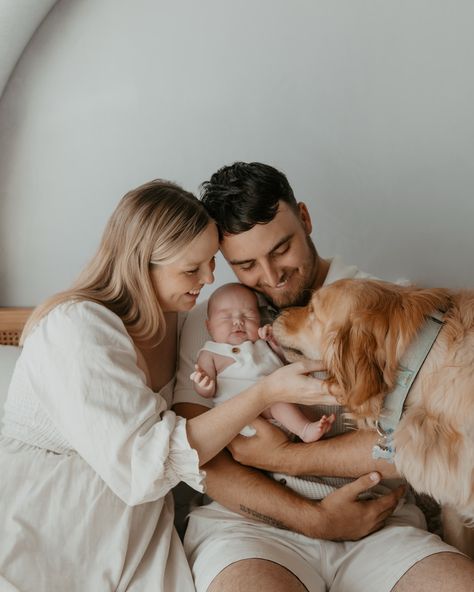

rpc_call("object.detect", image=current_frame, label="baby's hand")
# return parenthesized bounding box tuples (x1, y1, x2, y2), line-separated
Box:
(190, 364, 215, 393)
(258, 324, 274, 342)
(259, 324, 284, 360)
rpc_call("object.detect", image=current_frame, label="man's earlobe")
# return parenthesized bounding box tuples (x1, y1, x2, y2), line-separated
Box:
(298, 202, 313, 234)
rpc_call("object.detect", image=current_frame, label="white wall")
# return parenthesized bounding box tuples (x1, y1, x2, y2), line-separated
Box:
(0, 0, 58, 99)
(0, 0, 473, 306)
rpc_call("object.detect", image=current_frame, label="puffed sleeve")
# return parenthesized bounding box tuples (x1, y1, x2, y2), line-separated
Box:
(173, 300, 214, 408)
(22, 301, 205, 505)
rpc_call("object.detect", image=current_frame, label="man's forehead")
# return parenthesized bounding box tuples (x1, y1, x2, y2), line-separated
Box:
(220, 203, 300, 261)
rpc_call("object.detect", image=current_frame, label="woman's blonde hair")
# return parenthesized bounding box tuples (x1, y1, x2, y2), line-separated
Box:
(22, 179, 211, 345)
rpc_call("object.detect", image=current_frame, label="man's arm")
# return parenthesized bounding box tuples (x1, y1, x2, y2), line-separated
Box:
(174, 402, 404, 540)
(227, 416, 400, 479)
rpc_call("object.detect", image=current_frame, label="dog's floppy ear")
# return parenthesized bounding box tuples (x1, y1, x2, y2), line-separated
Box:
(322, 281, 452, 419)
(324, 314, 390, 416)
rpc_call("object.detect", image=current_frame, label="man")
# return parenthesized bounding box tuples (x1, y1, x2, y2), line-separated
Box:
(174, 162, 474, 592)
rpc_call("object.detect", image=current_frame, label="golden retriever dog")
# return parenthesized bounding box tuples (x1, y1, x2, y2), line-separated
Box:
(272, 278, 474, 556)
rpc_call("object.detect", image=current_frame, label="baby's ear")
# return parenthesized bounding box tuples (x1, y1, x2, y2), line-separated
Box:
(205, 319, 210, 333)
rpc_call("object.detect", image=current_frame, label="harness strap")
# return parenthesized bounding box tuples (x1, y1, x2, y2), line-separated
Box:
(373, 311, 444, 461)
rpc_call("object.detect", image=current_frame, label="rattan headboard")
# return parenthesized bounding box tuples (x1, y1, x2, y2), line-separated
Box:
(0, 308, 34, 346)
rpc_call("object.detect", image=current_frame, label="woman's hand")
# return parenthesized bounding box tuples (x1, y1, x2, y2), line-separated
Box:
(261, 360, 339, 407)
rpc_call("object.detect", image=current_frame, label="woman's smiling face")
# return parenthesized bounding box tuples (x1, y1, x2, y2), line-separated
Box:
(150, 222, 218, 312)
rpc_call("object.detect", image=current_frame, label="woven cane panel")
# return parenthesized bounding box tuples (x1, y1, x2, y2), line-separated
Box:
(0, 330, 22, 346)
(0, 308, 34, 346)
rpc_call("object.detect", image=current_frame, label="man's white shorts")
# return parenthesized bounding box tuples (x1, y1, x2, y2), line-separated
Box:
(183, 500, 460, 592)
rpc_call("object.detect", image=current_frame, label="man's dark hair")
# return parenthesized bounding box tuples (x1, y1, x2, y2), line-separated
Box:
(200, 162, 299, 238)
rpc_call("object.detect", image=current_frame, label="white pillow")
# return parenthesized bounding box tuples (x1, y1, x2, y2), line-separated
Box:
(0, 345, 21, 421)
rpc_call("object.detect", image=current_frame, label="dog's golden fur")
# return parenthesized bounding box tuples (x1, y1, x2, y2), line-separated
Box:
(273, 278, 474, 554)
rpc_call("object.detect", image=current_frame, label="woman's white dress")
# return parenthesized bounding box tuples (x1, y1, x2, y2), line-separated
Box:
(0, 301, 204, 591)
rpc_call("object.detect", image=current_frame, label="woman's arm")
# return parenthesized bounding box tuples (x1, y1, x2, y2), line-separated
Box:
(33, 304, 334, 506)
(186, 358, 338, 466)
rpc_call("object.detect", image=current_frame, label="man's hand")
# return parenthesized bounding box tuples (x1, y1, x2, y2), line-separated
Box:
(310, 472, 405, 541)
(228, 416, 292, 472)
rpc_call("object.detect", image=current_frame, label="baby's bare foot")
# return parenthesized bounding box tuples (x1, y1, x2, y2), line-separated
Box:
(299, 414, 336, 443)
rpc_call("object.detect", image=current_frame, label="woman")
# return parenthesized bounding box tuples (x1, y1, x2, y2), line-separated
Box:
(0, 179, 325, 591)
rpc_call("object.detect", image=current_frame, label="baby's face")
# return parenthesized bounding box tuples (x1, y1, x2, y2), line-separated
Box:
(207, 287, 261, 345)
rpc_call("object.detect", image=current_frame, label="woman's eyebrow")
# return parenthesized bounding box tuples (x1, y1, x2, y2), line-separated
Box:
(228, 234, 293, 266)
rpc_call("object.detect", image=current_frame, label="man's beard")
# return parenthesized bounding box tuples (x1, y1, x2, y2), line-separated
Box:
(260, 237, 318, 309)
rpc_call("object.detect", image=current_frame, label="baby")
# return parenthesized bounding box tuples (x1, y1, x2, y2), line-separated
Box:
(190, 283, 335, 442)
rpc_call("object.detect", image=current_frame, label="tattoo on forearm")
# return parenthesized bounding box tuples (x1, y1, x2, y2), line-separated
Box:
(239, 505, 288, 530)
